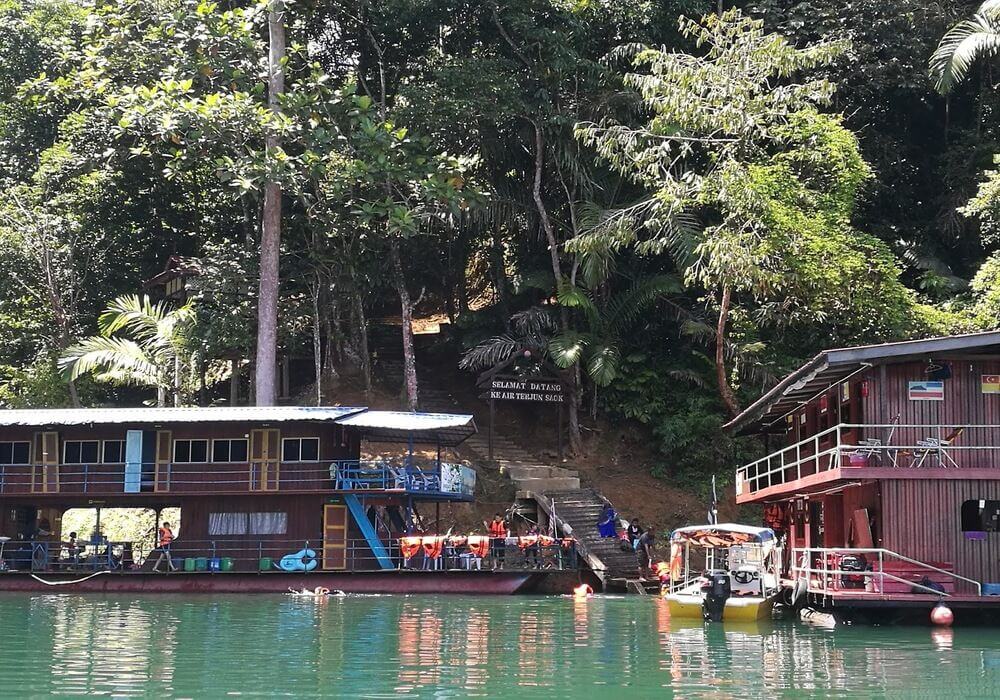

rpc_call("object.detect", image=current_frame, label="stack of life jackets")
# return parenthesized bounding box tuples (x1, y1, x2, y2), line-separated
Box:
(421, 535, 444, 560)
(399, 536, 422, 561)
(467, 535, 490, 559)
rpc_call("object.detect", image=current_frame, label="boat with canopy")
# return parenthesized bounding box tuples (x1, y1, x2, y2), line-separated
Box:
(662, 523, 781, 622)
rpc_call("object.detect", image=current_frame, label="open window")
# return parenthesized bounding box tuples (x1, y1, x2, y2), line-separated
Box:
(961, 499, 1000, 533)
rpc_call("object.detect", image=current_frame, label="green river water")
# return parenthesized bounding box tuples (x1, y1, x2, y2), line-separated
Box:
(0, 593, 997, 698)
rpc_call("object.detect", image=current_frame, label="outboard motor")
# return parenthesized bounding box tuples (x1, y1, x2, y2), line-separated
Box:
(701, 570, 732, 622)
(839, 553, 868, 589)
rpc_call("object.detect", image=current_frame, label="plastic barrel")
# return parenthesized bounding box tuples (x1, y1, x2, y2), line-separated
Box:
(195, 557, 208, 572)
(258, 557, 272, 571)
(209, 557, 221, 572)
(220, 557, 234, 572)
(184, 558, 196, 572)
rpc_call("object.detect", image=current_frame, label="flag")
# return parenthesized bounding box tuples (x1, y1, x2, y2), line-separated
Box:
(908, 380, 944, 401)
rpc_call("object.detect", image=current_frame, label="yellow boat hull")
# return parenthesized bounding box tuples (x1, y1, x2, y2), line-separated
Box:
(665, 593, 776, 622)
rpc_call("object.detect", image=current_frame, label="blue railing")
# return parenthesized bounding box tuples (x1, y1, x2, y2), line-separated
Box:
(330, 460, 476, 497)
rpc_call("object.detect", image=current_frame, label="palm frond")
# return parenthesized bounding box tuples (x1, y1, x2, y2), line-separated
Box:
(458, 334, 523, 370)
(930, 13, 1000, 93)
(549, 331, 590, 369)
(586, 344, 621, 387)
(604, 274, 682, 333)
(59, 336, 164, 387)
(556, 282, 601, 328)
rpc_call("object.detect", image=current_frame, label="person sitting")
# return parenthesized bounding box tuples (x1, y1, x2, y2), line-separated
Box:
(626, 518, 642, 551)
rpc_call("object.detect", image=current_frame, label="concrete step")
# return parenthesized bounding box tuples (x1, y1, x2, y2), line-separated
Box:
(514, 476, 581, 493)
(502, 465, 579, 480)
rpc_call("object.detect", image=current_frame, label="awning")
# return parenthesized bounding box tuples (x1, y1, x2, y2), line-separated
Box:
(334, 410, 477, 446)
(0, 406, 367, 427)
(725, 330, 1000, 435)
(670, 523, 775, 546)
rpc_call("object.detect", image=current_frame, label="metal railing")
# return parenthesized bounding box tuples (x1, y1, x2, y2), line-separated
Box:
(0, 536, 577, 574)
(736, 423, 1000, 496)
(791, 547, 982, 597)
(0, 458, 477, 498)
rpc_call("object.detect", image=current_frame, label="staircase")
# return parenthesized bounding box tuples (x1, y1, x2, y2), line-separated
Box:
(537, 488, 642, 585)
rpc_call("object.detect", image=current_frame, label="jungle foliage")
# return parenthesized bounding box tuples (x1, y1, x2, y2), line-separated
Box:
(1, 0, 999, 485)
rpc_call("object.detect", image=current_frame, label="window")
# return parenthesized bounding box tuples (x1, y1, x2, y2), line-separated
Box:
(249, 512, 287, 535)
(212, 439, 249, 463)
(0, 441, 30, 465)
(207, 512, 288, 536)
(208, 513, 248, 536)
(173, 439, 209, 463)
(63, 440, 100, 464)
(282, 437, 319, 462)
(961, 500, 1000, 533)
(102, 440, 125, 464)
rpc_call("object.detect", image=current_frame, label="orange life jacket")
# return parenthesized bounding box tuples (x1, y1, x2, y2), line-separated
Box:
(669, 542, 683, 581)
(518, 535, 539, 549)
(538, 535, 555, 547)
(399, 536, 422, 560)
(422, 536, 443, 559)
(158, 527, 173, 547)
(488, 520, 507, 538)
(467, 535, 490, 558)
(448, 535, 468, 547)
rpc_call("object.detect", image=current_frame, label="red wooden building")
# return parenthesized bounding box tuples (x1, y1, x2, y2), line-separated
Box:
(728, 331, 1000, 620)
(0, 406, 575, 594)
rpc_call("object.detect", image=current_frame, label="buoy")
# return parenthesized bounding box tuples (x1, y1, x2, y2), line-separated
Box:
(573, 584, 593, 598)
(930, 602, 954, 627)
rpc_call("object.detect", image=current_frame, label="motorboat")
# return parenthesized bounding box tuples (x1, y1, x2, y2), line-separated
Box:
(662, 524, 781, 622)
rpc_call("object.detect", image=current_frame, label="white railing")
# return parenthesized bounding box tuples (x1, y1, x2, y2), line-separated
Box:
(791, 547, 982, 597)
(735, 423, 1000, 496)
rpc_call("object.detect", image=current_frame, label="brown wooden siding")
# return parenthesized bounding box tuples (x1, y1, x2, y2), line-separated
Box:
(881, 478, 1000, 586)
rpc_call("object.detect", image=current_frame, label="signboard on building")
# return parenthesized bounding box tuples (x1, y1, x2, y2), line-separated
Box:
(908, 380, 944, 401)
(983, 375, 1000, 394)
(484, 377, 565, 403)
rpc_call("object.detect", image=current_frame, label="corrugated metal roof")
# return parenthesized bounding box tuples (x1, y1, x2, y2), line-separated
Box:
(0, 406, 366, 427)
(335, 410, 477, 446)
(725, 331, 1000, 435)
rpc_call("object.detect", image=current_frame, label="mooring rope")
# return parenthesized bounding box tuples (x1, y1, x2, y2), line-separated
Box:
(30, 570, 110, 586)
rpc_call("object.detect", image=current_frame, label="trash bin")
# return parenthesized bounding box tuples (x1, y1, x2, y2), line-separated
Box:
(195, 557, 208, 572)
(184, 558, 196, 572)
(209, 557, 221, 572)
(258, 557, 272, 571)
(220, 557, 234, 572)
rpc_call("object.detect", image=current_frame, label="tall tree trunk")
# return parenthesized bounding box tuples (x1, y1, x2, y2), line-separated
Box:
(255, 0, 286, 407)
(491, 220, 509, 317)
(173, 354, 181, 407)
(390, 239, 419, 411)
(715, 285, 740, 419)
(532, 121, 582, 455)
(311, 274, 323, 406)
(348, 264, 372, 397)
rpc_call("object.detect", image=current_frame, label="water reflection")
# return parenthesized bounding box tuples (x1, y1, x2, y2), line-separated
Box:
(0, 594, 997, 697)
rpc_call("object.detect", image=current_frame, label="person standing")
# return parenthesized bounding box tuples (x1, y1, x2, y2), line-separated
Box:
(152, 521, 176, 573)
(486, 513, 508, 570)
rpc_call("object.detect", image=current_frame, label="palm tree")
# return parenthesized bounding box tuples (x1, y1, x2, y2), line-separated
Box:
(931, 0, 1000, 93)
(549, 274, 681, 390)
(59, 295, 196, 407)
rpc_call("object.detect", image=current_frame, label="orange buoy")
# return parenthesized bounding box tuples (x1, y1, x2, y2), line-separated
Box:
(573, 584, 593, 598)
(931, 602, 954, 626)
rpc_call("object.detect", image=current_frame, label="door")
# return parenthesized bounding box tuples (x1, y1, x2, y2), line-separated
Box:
(124, 430, 143, 493)
(154, 431, 172, 492)
(322, 504, 348, 570)
(32, 431, 59, 493)
(250, 429, 280, 491)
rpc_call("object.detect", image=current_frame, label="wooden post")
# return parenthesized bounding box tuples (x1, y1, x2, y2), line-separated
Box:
(488, 398, 495, 462)
(557, 401, 564, 462)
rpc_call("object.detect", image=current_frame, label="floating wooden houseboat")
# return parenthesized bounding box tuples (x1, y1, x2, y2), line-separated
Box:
(0, 406, 577, 594)
(728, 331, 1000, 622)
